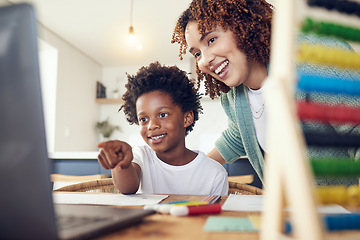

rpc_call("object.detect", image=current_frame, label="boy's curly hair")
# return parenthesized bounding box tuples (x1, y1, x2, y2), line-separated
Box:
(120, 62, 202, 136)
(171, 0, 273, 99)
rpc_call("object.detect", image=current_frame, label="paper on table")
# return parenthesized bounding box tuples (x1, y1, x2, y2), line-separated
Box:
(203, 216, 257, 232)
(53, 192, 168, 206)
(222, 194, 264, 212)
(222, 194, 350, 214)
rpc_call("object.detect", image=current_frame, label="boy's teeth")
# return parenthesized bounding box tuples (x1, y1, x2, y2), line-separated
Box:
(215, 60, 228, 74)
(151, 134, 166, 140)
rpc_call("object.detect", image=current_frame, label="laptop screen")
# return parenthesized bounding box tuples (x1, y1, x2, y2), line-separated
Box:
(0, 4, 156, 240)
(0, 3, 58, 239)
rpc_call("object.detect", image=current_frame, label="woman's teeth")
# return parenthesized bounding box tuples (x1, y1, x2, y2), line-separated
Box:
(215, 60, 229, 74)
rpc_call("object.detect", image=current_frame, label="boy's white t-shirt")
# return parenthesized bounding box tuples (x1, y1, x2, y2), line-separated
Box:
(131, 145, 229, 195)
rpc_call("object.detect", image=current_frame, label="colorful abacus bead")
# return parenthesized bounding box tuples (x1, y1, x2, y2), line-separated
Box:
(325, 214, 360, 231)
(347, 185, 360, 207)
(311, 159, 360, 176)
(301, 17, 360, 42)
(297, 44, 360, 70)
(286, 213, 360, 234)
(307, 0, 360, 17)
(316, 186, 347, 205)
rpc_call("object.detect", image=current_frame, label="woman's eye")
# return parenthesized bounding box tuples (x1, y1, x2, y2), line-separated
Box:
(159, 113, 168, 118)
(208, 37, 215, 45)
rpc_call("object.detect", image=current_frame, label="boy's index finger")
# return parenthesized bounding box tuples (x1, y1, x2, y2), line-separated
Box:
(97, 140, 121, 149)
(97, 141, 108, 148)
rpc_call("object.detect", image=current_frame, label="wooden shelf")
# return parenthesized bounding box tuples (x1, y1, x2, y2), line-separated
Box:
(96, 97, 218, 104)
(95, 98, 123, 104)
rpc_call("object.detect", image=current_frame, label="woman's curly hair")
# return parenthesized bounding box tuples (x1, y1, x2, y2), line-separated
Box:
(120, 62, 202, 136)
(171, 0, 273, 99)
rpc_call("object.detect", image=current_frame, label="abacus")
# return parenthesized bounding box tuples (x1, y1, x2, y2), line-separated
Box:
(261, 0, 360, 239)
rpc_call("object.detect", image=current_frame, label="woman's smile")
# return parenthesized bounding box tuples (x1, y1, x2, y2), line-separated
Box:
(212, 59, 229, 80)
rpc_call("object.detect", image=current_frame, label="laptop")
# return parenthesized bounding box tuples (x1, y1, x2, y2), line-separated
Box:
(0, 3, 154, 240)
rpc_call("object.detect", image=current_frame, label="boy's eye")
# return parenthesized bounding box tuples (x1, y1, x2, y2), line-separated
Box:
(159, 113, 168, 118)
(138, 117, 148, 123)
(194, 51, 201, 59)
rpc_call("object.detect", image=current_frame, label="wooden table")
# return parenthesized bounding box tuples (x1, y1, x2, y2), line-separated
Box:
(94, 194, 259, 240)
(92, 194, 360, 240)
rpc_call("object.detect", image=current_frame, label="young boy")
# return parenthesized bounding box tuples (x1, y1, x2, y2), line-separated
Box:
(97, 62, 229, 195)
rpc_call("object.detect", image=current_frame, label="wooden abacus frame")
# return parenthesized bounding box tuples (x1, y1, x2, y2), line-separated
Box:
(261, 0, 360, 239)
(261, 0, 325, 239)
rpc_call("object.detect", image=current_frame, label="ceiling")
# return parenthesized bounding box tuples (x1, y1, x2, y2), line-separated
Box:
(10, 0, 194, 67)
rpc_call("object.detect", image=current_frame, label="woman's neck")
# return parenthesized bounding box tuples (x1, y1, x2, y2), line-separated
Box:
(244, 62, 268, 90)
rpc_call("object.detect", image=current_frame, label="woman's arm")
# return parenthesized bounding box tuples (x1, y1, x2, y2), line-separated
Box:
(207, 147, 226, 165)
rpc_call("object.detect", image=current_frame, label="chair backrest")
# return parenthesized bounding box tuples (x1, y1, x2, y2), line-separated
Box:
(54, 178, 264, 195)
(51, 174, 110, 190)
(54, 178, 119, 193)
(228, 181, 264, 195)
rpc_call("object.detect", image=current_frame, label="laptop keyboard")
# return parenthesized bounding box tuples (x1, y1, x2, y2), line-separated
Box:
(56, 215, 111, 231)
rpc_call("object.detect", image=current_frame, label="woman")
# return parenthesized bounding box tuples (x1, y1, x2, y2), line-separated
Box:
(172, 0, 360, 187)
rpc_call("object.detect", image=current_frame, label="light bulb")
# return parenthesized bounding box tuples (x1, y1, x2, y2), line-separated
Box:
(128, 26, 135, 43)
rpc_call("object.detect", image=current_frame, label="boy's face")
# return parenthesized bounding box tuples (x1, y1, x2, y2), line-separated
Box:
(136, 90, 193, 154)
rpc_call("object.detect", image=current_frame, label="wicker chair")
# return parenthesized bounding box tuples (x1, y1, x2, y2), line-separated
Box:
(54, 178, 264, 195)
(54, 178, 119, 193)
(51, 174, 110, 190)
(228, 181, 264, 195)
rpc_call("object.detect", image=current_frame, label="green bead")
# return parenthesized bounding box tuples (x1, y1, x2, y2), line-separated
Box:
(299, 17, 360, 43)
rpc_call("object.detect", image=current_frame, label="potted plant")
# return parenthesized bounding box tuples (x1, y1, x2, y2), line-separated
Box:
(96, 118, 120, 139)
(112, 89, 120, 99)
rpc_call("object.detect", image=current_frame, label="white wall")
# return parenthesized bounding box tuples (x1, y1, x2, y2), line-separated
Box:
(38, 40, 58, 153)
(38, 26, 102, 152)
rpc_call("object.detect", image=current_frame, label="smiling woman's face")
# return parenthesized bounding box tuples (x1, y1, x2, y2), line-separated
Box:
(185, 21, 252, 88)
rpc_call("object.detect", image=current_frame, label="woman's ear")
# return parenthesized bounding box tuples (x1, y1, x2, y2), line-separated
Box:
(184, 111, 194, 128)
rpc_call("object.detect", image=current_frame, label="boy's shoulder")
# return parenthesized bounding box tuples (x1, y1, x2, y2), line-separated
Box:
(194, 151, 227, 171)
(132, 145, 154, 161)
(133, 145, 152, 151)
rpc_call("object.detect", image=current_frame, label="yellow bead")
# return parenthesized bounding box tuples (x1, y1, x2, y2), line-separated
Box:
(347, 185, 360, 206)
(316, 186, 348, 205)
(315, 187, 326, 204)
(331, 186, 347, 204)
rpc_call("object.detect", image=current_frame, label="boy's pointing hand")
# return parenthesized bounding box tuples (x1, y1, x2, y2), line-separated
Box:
(97, 140, 133, 170)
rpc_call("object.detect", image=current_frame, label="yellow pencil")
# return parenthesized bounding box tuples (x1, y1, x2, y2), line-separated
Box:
(173, 201, 208, 206)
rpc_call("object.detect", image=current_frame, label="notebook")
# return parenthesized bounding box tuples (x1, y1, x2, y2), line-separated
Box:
(0, 3, 154, 240)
